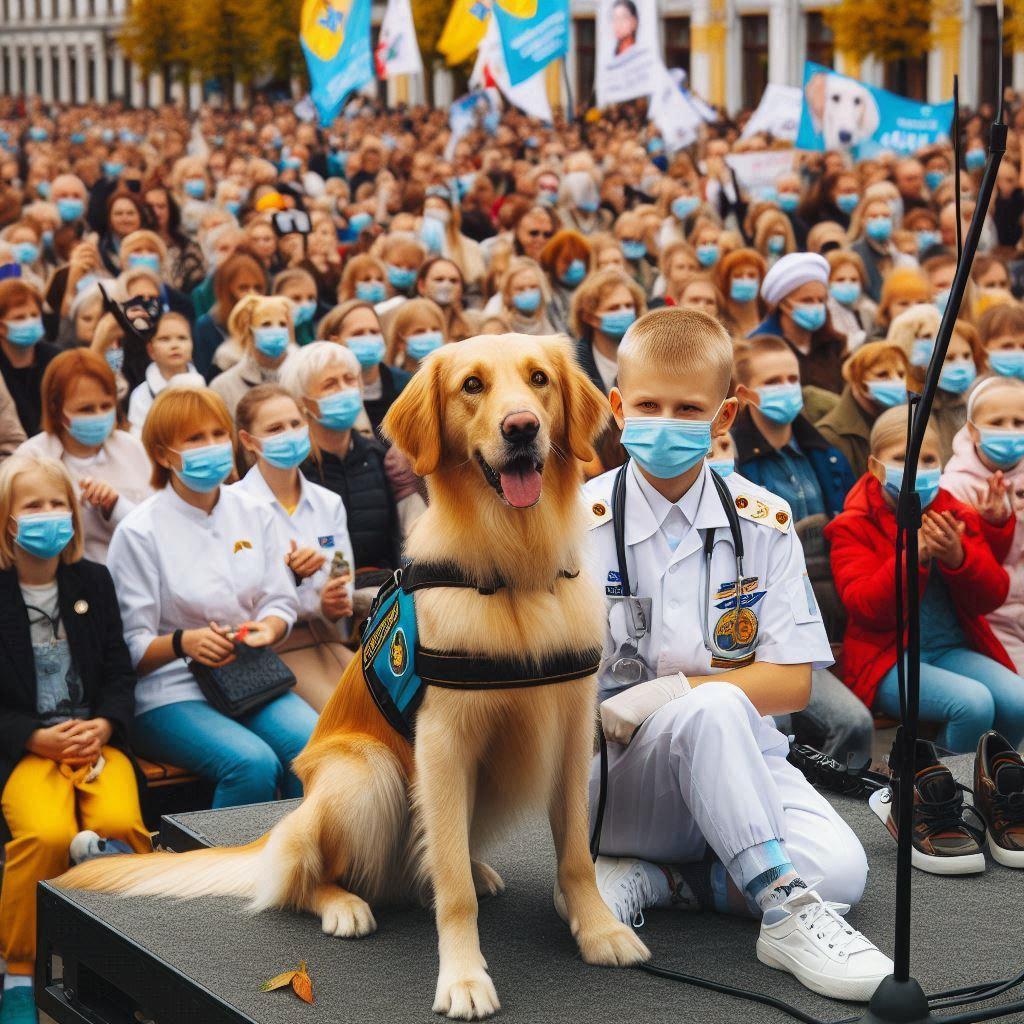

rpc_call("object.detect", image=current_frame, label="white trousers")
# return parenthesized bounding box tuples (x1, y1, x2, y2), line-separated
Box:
(590, 682, 869, 909)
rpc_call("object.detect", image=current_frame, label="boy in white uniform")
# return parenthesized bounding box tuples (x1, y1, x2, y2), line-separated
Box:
(580, 308, 892, 1002)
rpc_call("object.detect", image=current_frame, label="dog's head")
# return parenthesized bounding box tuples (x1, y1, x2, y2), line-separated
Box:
(810, 74, 880, 148)
(383, 334, 609, 510)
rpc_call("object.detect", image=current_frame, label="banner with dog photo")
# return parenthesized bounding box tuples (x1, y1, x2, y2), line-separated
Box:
(594, 0, 659, 107)
(795, 61, 954, 160)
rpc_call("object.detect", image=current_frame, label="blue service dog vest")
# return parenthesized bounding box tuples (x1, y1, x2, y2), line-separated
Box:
(360, 563, 602, 740)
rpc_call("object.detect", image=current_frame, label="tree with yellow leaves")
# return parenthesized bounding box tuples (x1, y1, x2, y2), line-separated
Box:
(118, 0, 187, 77)
(825, 0, 934, 63)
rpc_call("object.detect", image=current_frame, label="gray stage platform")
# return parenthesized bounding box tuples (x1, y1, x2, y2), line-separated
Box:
(39, 756, 1024, 1024)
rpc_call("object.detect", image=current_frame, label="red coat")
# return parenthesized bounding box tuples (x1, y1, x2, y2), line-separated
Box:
(823, 474, 1015, 709)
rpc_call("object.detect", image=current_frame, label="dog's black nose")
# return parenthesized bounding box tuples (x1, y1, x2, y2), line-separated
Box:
(501, 412, 540, 445)
(839, 130, 851, 144)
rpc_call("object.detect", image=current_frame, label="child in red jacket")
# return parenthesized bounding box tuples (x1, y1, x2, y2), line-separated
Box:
(824, 406, 1024, 753)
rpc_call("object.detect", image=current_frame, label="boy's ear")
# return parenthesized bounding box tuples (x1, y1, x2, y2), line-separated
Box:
(734, 384, 758, 408)
(713, 396, 739, 435)
(609, 386, 625, 430)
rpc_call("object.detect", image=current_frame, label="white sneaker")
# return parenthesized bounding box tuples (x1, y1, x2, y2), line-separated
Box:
(553, 856, 659, 926)
(756, 888, 893, 1002)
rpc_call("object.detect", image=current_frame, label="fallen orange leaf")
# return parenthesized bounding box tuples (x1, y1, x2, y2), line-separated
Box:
(260, 970, 297, 993)
(292, 967, 314, 1005)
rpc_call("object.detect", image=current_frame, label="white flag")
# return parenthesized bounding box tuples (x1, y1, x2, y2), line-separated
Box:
(741, 83, 803, 141)
(471, 18, 552, 124)
(375, 0, 423, 79)
(649, 63, 703, 152)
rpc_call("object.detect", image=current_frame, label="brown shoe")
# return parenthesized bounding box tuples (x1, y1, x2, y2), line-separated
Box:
(975, 731, 1024, 869)
(869, 739, 985, 875)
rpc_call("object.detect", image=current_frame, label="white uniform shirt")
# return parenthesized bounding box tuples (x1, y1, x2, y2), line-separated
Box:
(584, 461, 832, 703)
(127, 362, 205, 437)
(232, 464, 355, 630)
(107, 485, 299, 716)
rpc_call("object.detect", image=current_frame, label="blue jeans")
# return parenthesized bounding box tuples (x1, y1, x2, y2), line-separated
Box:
(874, 647, 1024, 754)
(134, 694, 318, 808)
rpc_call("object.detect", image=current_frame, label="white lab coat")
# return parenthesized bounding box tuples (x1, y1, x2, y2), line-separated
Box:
(127, 362, 206, 438)
(107, 485, 299, 716)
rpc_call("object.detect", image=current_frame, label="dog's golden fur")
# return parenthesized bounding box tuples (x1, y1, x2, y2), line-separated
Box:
(58, 334, 649, 1019)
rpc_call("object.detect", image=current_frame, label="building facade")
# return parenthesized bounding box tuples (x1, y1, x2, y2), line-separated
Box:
(1, 0, 1021, 113)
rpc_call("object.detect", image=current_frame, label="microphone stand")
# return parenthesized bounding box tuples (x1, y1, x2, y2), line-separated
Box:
(856, 17, 1023, 1024)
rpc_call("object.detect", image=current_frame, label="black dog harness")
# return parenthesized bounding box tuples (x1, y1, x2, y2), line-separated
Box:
(360, 561, 602, 739)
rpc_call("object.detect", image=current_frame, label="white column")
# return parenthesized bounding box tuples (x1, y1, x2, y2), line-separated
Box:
(24, 41, 37, 95)
(232, 78, 245, 108)
(111, 45, 124, 99)
(188, 74, 202, 110)
(767, 0, 795, 84)
(432, 65, 454, 107)
(725, 4, 743, 114)
(1014, 51, 1024, 94)
(148, 70, 162, 105)
(39, 41, 54, 101)
(94, 32, 108, 102)
(689, 0, 711, 100)
(75, 38, 88, 100)
(57, 41, 70, 101)
(959, 0, 977, 108)
(128, 59, 144, 107)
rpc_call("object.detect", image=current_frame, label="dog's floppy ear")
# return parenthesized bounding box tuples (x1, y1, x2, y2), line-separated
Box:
(548, 337, 611, 463)
(806, 73, 827, 131)
(859, 92, 880, 138)
(381, 356, 444, 476)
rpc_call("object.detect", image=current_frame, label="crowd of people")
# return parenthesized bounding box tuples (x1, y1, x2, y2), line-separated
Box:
(3, 92, 1024, 1021)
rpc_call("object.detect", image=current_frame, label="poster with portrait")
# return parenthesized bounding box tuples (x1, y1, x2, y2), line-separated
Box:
(595, 0, 658, 107)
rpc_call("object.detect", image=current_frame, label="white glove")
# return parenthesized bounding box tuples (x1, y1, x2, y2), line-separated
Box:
(600, 673, 691, 745)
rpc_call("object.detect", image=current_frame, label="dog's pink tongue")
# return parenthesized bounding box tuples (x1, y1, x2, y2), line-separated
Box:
(500, 466, 542, 508)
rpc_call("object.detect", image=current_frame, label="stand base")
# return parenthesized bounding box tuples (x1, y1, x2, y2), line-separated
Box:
(855, 976, 935, 1024)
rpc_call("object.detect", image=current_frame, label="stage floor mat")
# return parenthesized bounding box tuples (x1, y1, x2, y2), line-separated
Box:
(41, 756, 1024, 1024)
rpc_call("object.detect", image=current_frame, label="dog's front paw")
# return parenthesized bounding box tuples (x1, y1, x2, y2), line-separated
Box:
(433, 968, 500, 1020)
(577, 920, 651, 968)
(320, 890, 377, 938)
(471, 860, 505, 898)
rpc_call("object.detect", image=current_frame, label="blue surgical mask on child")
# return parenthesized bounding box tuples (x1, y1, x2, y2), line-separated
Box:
(882, 464, 941, 509)
(830, 281, 861, 306)
(512, 288, 542, 314)
(14, 512, 74, 559)
(790, 303, 826, 332)
(253, 325, 289, 359)
(128, 253, 160, 273)
(977, 429, 1024, 469)
(259, 426, 311, 470)
(989, 351, 1024, 379)
(865, 379, 908, 408)
(356, 280, 387, 303)
(66, 410, 115, 447)
(600, 309, 636, 339)
(730, 278, 759, 303)
(938, 362, 976, 395)
(314, 389, 362, 431)
(755, 383, 803, 425)
(172, 442, 234, 493)
(347, 334, 386, 368)
(621, 414, 717, 479)
(406, 331, 444, 361)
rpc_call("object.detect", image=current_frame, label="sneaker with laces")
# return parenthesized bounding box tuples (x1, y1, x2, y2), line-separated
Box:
(868, 740, 985, 875)
(974, 731, 1024, 869)
(554, 856, 659, 926)
(756, 888, 893, 1002)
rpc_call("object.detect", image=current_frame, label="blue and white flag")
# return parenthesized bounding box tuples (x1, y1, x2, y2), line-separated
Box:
(300, 0, 375, 126)
(795, 62, 953, 160)
(493, 0, 569, 87)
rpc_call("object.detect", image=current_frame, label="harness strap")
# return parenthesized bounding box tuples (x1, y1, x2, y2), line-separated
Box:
(401, 560, 580, 596)
(418, 645, 601, 689)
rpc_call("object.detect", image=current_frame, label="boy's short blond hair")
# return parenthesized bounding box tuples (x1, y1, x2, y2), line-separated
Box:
(618, 307, 733, 399)
(733, 334, 795, 386)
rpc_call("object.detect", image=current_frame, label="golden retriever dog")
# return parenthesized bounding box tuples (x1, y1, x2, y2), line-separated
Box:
(59, 334, 650, 1019)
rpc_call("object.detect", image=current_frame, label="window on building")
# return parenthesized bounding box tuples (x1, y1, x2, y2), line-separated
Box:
(575, 17, 595, 106)
(663, 15, 690, 77)
(741, 14, 769, 109)
(883, 56, 928, 100)
(979, 4, 1013, 110)
(805, 11, 834, 68)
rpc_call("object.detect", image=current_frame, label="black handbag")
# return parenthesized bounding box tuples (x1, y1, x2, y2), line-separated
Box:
(188, 644, 296, 718)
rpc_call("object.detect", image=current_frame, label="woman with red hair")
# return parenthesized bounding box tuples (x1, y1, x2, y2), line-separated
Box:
(0, 279, 59, 436)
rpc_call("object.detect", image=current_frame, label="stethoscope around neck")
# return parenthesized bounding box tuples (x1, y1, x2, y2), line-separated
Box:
(607, 459, 759, 686)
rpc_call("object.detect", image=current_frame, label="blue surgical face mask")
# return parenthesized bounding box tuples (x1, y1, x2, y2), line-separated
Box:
(14, 512, 74, 559)
(349, 211, 373, 234)
(184, 178, 207, 199)
(253, 325, 289, 359)
(5, 317, 44, 347)
(830, 280, 861, 306)
(989, 350, 1024, 379)
(672, 196, 699, 221)
(172, 442, 234, 494)
(730, 278, 759, 303)
(42, 230, 54, 249)
(708, 457, 735, 477)
(356, 279, 386, 303)
(101, 128, 114, 143)
(105, 347, 125, 374)
(621, 240, 646, 261)
(696, 243, 719, 268)
(621, 414, 716, 479)
(103, 161, 123, 179)
(561, 259, 586, 287)
(66, 409, 115, 447)
(978, 428, 1024, 469)
(883, 463, 941, 509)
(512, 288, 542, 314)
(259, 426, 311, 470)
(911, 338, 934, 368)
(925, 170, 945, 191)
(790, 303, 826, 332)
(778, 193, 800, 213)
(865, 379, 908, 408)
(57, 197, 84, 223)
(866, 216, 893, 243)
(294, 300, 317, 326)
(537, 188, 559, 207)
(577, 198, 600, 214)
(282, 156, 302, 171)
(225, 200, 241, 216)
(836, 193, 859, 214)
(314, 388, 362, 431)
(767, 234, 786, 255)
(934, 288, 951, 313)
(406, 331, 444, 361)
(939, 362, 976, 395)
(966, 149, 986, 172)
(70, 132, 87, 145)
(28, 127, 48, 141)
(12, 242, 39, 265)
(755, 383, 803, 424)
(917, 230, 941, 256)
(420, 217, 445, 255)
(387, 264, 417, 292)
(600, 309, 636, 339)
(347, 334, 386, 368)
(128, 252, 161, 273)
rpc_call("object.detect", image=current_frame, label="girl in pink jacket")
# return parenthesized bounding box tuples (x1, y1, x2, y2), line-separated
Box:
(941, 377, 1024, 672)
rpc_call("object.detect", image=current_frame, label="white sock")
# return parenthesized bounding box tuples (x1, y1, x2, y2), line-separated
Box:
(4, 975, 32, 990)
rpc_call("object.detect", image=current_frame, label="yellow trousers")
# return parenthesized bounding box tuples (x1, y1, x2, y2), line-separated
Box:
(0, 746, 151, 975)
